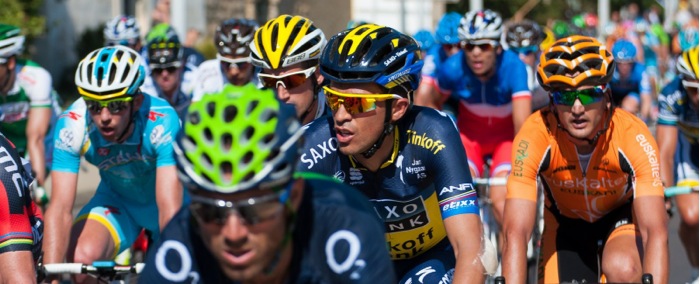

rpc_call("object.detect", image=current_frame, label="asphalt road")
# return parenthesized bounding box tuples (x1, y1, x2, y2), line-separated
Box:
(46, 160, 697, 283)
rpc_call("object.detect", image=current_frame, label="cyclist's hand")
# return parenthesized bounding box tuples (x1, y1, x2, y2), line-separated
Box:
(664, 197, 673, 217)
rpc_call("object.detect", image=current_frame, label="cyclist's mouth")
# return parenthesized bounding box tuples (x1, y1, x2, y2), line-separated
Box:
(571, 118, 588, 129)
(99, 127, 116, 137)
(223, 249, 254, 266)
(335, 127, 353, 143)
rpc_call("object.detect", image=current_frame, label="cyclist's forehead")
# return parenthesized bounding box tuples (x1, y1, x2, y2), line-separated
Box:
(262, 64, 307, 76)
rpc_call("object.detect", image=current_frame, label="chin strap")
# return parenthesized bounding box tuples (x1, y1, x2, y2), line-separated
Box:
(115, 98, 137, 143)
(298, 74, 320, 124)
(361, 100, 395, 158)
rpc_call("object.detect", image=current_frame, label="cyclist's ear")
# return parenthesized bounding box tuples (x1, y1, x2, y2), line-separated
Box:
(390, 97, 410, 123)
(133, 92, 145, 110)
(314, 68, 324, 85)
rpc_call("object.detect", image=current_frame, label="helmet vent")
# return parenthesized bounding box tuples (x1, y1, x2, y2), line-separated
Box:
(262, 133, 275, 146)
(242, 151, 254, 164)
(203, 127, 213, 143)
(85, 62, 94, 84)
(247, 99, 259, 115)
(271, 25, 279, 52)
(266, 149, 280, 162)
(242, 126, 255, 143)
(121, 64, 131, 84)
(222, 132, 232, 152)
(242, 171, 255, 183)
(223, 105, 237, 123)
(220, 161, 233, 183)
(189, 111, 200, 125)
(202, 152, 213, 169)
(206, 102, 216, 118)
(260, 109, 275, 122)
(339, 40, 352, 66)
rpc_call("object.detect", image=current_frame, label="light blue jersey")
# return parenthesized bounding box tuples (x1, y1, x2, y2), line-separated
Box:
(52, 95, 181, 253)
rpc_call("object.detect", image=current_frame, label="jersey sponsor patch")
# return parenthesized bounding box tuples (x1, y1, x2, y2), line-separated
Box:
(299, 137, 338, 170)
(372, 191, 447, 259)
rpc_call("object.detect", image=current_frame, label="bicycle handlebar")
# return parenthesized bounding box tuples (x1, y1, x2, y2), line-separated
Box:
(40, 262, 145, 275)
(473, 177, 507, 186)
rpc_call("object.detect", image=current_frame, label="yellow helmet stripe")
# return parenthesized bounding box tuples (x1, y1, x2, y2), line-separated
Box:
(685, 46, 698, 79)
(338, 24, 383, 56)
(256, 15, 310, 69)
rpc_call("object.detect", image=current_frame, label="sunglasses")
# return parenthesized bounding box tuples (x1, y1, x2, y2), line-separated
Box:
(217, 54, 251, 70)
(189, 186, 290, 225)
(84, 96, 133, 114)
(323, 86, 402, 115)
(461, 40, 498, 52)
(258, 66, 316, 89)
(551, 86, 607, 106)
(151, 65, 180, 75)
(511, 45, 539, 55)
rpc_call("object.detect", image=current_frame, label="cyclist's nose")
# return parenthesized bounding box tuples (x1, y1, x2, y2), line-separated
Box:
(99, 107, 112, 121)
(333, 104, 352, 123)
(276, 85, 290, 101)
(222, 214, 250, 244)
(571, 99, 585, 114)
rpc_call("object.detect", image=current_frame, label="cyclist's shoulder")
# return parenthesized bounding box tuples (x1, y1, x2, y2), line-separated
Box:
(302, 115, 334, 140)
(610, 108, 650, 133)
(15, 59, 51, 83)
(302, 174, 376, 212)
(659, 77, 683, 96)
(403, 106, 456, 131)
(140, 94, 180, 118)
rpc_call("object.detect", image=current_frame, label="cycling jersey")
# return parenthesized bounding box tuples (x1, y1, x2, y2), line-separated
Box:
(437, 49, 531, 145)
(297, 106, 479, 262)
(507, 109, 664, 222)
(610, 62, 652, 105)
(139, 175, 396, 283)
(507, 109, 664, 283)
(657, 78, 699, 183)
(141, 63, 197, 120)
(0, 133, 43, 260)
(0, 59, 61, 158)
(52, 95, 181, 251)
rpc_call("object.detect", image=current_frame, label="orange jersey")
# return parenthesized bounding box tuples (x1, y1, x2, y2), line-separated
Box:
(507, 109, 664, 222)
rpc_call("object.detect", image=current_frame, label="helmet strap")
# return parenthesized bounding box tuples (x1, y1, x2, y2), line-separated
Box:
(361, 99, 395, 158)
(115, 97, 137, 143)
(298, 74, 319, 124)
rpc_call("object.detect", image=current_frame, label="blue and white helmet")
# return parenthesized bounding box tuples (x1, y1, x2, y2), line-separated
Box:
(104, 15, 142, 46)
(75, 45, 146, 100)
(458, 9, 503, 41)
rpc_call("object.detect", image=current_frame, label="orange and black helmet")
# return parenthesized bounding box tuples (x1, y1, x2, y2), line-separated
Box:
(536, 35, 614, 92)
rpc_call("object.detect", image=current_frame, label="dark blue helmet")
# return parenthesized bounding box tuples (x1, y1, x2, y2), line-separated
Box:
(320, 24, 423, 95)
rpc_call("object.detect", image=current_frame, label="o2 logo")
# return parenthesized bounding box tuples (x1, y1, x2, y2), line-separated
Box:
(155, 240, 201, 283)
(325, 230, 366, 280)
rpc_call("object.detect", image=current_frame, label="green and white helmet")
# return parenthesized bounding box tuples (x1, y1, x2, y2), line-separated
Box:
(175, 83, 304, 194)
(0, 24, 24, 58)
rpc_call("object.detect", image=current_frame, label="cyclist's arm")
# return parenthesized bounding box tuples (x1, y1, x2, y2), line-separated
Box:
(444, 214, 485, 283)
(43, 171, 78, 265)
(502, 111, 549, 282)
(639, 71, 653, 122)
(627, 122, 668, 282)
(156, 165, 181, 230)
(634, 195, 669, 283)
(414, 78, 442, 109)
(656, 124, 677, 186)
(512, 97, 531, 134)
(502, 198, 536, 283)
(0, 251, 35, 284)
(25, 107, 51, 185)
(153, 108, 183, 230)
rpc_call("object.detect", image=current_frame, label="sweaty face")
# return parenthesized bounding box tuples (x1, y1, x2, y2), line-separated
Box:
(193, 189, 288, 281)
(261, 65, 317, 123)
(554, 87, 609, 143)
(86, 99, 134, 142)
(329, 82, 390, 156)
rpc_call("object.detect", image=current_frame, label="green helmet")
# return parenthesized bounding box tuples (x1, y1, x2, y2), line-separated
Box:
(175, 84, 304, 194)
(146, 23, 183, 68)
(0, 24, 24, 58)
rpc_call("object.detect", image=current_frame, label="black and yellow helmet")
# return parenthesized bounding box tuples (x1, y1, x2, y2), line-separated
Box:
(250, 15, 326, 70)
(320, 24, 423, 93)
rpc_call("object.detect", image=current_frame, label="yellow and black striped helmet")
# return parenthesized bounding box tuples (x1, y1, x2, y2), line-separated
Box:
(250, 15, 326, 70)
(677, 46, 699, 82)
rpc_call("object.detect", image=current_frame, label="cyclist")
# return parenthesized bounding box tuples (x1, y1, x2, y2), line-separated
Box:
(191, 18, 259, 102)
(657, 46, 698, 283)
(250, 14, 328, 126)
(414, 11, 462, 109)
(299, 24, 490, 283)
(502, 36, 668, 283)
(142, 23, 196, 120)
(610, 39, 653, 122)
(438, 10, 531, 226)
(505, 20, 550, 110)
(43, 46, 183, 283)
(140, 84, 395, 283)
(104, 15, 145, 55)
(0, 24, 61, 205)
(0, 133, 43, 284)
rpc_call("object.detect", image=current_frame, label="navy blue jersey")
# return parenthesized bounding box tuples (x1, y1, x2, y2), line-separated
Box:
(297, 106, 479, 260)
(139, 175, 395, 283)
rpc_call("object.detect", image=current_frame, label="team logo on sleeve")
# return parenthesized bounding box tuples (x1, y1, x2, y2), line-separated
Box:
(148, 111, 165, 121)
